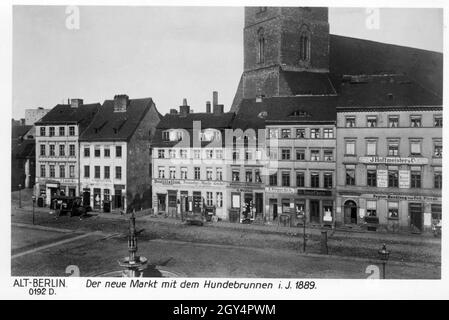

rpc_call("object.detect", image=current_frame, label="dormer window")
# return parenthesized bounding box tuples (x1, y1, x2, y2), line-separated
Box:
(162, 129, 184, 142)
(200, 129, 221, 142)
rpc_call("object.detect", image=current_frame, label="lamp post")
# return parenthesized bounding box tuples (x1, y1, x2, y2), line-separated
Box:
(378, 243, 390, 279)
(18, 184, 22, 208)
(32, 195, 36, 225)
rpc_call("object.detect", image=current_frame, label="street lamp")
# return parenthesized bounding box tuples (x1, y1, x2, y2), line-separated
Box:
(18, 184, 22, 208)
(32, 195, 36, 225)
(378, 243, 390, 279)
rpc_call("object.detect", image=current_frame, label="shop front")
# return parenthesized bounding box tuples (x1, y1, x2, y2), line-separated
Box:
(228, 183, 265, 223)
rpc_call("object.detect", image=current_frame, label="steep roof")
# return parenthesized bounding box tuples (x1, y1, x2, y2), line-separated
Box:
(337, 74, 442, 107)
(11, 125, 32, 140)
(12, 139, 35, 159)
(36, 103, 100, 133)
(280, 70, 337, 95)
(79, 98, 154, 142)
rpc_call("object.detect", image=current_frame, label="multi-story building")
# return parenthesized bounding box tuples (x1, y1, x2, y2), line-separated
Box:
(25, 107, 51, 126)
(11, 124, 35, 190)
(79, 94, 160, 213)
(335, 75, 442, 233)
(152, 94, 235, 220)
(35, 99, 100, 206)
(234, 96, 337, 225)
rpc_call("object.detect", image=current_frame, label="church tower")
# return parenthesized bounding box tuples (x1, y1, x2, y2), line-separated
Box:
(231, 7, 333, 111)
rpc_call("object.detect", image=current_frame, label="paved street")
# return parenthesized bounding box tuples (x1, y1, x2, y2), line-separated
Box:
(11, 193, 441, 279)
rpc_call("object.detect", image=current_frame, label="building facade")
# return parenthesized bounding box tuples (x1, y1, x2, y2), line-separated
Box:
(25, 107, 51, 126)
(34, 99, 100, 206)
(79, 95, 160, 213)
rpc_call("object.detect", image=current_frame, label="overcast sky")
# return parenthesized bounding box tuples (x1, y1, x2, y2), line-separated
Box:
(12, 6, 443, 119)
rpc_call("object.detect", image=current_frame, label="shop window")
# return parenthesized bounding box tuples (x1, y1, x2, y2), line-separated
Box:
(231, 193, 240, 209)
(104, 189, 110, 201)
(388, 202, 399, 219)
(366, 200, 377, 216)
(295, 200, 305, 216)
(282, 199, 290, 214)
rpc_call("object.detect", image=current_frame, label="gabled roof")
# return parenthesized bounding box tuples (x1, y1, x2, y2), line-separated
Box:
(337, 74, 442, 108)
(36, 103, 100, 133)
(11, 125, 32, 140)
(79, 98, 154, 142)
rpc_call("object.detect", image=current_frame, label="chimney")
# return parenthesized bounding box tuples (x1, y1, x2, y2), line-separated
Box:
(213, 104, 224, 115)
(206, 101, 211, 113)
(113, 94, 129, 112)
(179, 98, 190, 116)
(169, 109, 178, 115)
(70, 98, 84, 108)
(213, 91, 218, 107)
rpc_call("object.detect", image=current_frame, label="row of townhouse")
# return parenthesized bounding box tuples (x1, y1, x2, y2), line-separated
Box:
(152, 77, 442, 233)
(34, 95, 160, 212)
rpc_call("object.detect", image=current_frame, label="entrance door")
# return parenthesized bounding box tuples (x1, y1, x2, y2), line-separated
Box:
(410, 203, 423, 233)
(269, 199, 278, 221)
(180, 191, 188, 213)
(193, 192, 202, 213)
(93, 188, 101, 210)
(115, 189, 122, 209)
(157, 194, 166, 213)
(344, 200, 357, 224)
(83, 189, 91, 208)
(255, 193, 263, 218)
(310, 200, 320, 223)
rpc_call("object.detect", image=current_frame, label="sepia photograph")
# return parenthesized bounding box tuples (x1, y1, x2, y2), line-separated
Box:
(8, 1, 444, 288)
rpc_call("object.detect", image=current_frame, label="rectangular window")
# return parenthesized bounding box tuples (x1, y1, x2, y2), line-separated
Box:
(216, 192, 223, 208)
(269, 172, 277, 186)
(434, 172, 442, 189)
(323, 128, 334, 139)
(431, 204, 442, 221)
(345, 141, 355, 155)
(367, 170, 377, 187)
(216, 168, 223, 181)
(246, 170, 253, 182)
(366, 200, 377, 217)
(59, 145, 65, 156)
(115, 166, 122, 179)
(411, 171, 421, 188)
(49, 145, 55, 156)
(158, 167, 165, 179)
(40, 165, 46, 177)
(59, 127, 65, 136)
(310, 128, 320, 139)
(310, 150, 320, 161)
(388, 202, 399, 219)
(324, 150, 333, 161)
(311, 173, 320, 188)
(169, 167, 176, 179)
(84, 166, 90, 178)
(281, 129, 291, 139)
(296, 128, 305, 138)
(158, 149, 165, 159)
(104, 189, 110, 201)
(181, 167, 187, 179)
(388, 142, 399, 156)
(324, 173, 332, 188)
(215, 149, 223, 159)
(410, 115, 422, 128)
(59, 165, 65, 178)
(410, 141, 421, 155)
(84, 147, 90, 157)
(255, 169, 261, 183)
(434, 115, 443, 127)
(162, 131, 170, 141)
(69, 144, 75, 157)
(180, 149, 188, 159)
(282, 172, 290, 187)
(296, 149, 305, 161)
(69, 165, 75, 178)
(104, 166, 110, 179)
(367, 116, 377, 128)
(434, 142, 442, 158)
(40, 127, 46, 136)
(296, 172, 305, 187)
(346, 166, 355, 185)
(366, 141, 377, 156)
(69, 126, 75, 136)
(245, 151, 252, 161)
(388, 115, 399, 128)
(168, 149, 176, 159)
(94, 148, 101, 157)
(281, 149, 291, 160)
(194, 167, 201, 180)
(40, 144, 46, 156)
(268, 129, 278, 139)
(388, 170, 399, 188)
(104, 148, 110, 157)
(207, 168, 213, 180)
(116, 146, 122, 158)
(232, 170, 240, 182)
(206, 192, 213, 206)
(49, 127, 55, 137)
(345, 117, 356, 127)
(95, 166, 100, 179)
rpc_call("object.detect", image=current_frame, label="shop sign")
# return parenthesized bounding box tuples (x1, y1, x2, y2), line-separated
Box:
(399, 170, 410, 189)
(46, 183, 59, 188)
(265, 187, 295, 194)
(297, 189, 332, 197)
(359, 156, 428, 165)
(376, 170, 388, 188)
(153, 179, 226, 187)
(368, 194, 441, 202)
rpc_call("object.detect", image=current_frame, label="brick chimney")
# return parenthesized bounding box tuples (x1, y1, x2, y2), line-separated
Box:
(179, 98, 190, 116)
(213, 104, 224, 115)
(113, 94, 129, 112)
(213, 91, 218, 107)
(70, 98, 84, 108)
(206, 101, 211, 113)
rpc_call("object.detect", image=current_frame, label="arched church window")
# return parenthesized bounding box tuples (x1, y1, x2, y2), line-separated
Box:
(299, 31, 310, 61)
(257, 28, 265, 63)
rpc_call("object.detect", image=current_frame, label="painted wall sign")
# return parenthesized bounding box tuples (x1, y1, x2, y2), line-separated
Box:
(359, 156, 428, 165)
(376, 169, 388, 188)
(265, 187, 295, 194)
(399, 170, 410, 189)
